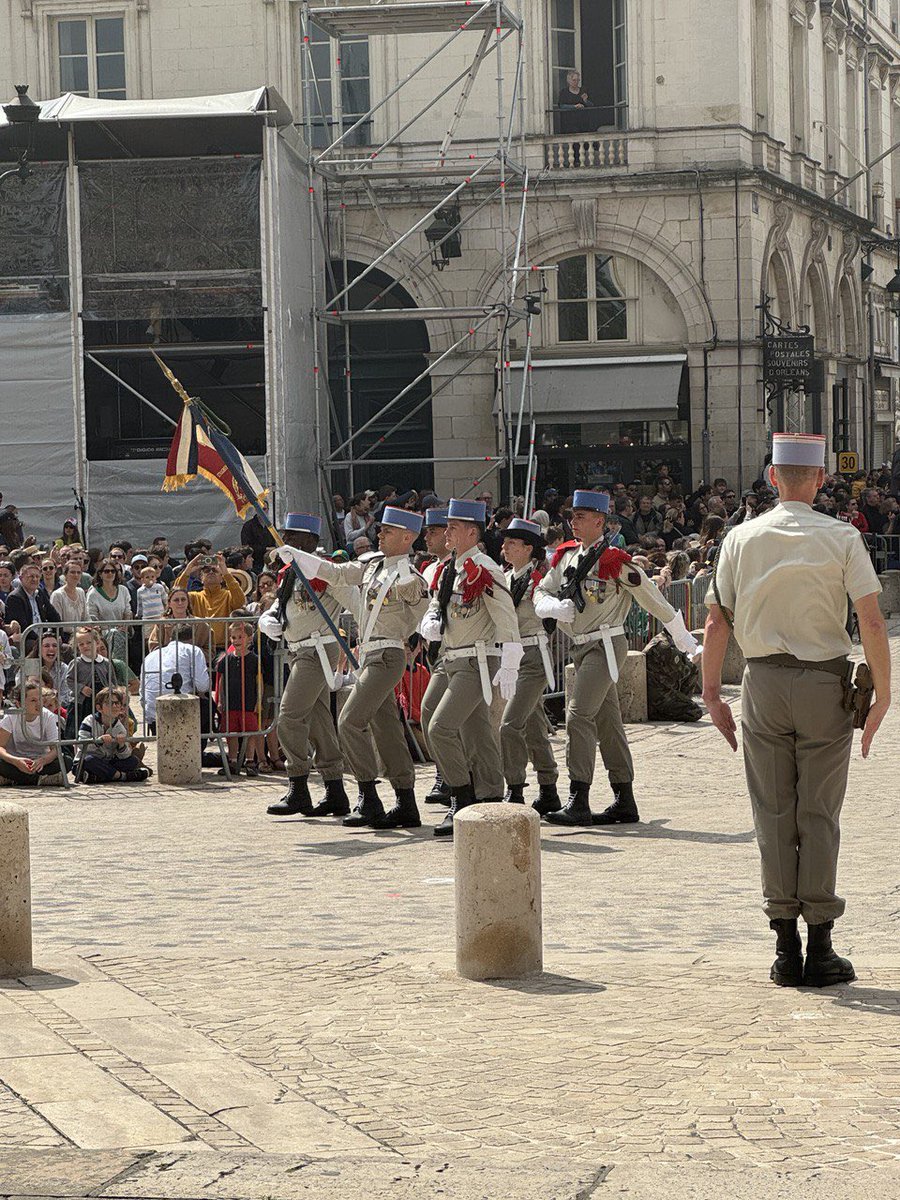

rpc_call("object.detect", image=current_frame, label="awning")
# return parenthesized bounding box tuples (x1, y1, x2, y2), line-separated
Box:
(505, 355, 687, 423)
(0, 87, 294, 129)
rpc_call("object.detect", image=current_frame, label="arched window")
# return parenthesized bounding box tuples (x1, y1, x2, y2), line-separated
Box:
(549, 252, 634, 343)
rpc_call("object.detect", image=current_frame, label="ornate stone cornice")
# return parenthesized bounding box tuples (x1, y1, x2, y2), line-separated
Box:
(808, 216, 829, 266)
(571, 198, 597, 250)
(790, 0, 816, 28)
(773, 201, 794, 255)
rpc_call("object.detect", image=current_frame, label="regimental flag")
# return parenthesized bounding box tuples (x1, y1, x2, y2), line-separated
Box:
(158, 353, 268, 519)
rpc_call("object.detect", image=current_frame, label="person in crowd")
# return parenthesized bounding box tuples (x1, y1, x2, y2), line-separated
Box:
(173, 552, 244, 650)
(633, 495, 664, 538)
(39, 559, 60, 595)
(0, 503, 25, 550)
(55, 519, 80, 548)
(86, 558, 132, 662)
(614, 497, 639, 546)
(859, 488, 886, 535)
(77, 686, 148, 783)
(0, 678, 70, 785)
(248, 571, 278, 616)
(4, 561, 62, 655)
(147, 587, 195, 652)
(65, 626, 116, 730)
(343, 492, 374, 546)
(135, 564, 168, 622)
(652, 478, 677, 509)
(50, 559, 88, 627)
(213, 616, 264, 777)
(351, 535, 372, 559)
(483, 506, 514, 563)
(0, 560, 13, 604)
(241, 506, 277, 572)
(38, 632, 72, 709)
(141, 623, 212, 734)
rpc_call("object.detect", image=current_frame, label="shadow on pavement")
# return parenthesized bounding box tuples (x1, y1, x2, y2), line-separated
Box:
(590, 818, 756, 845)
(827, 986, 900, 1016)
(293, 829, 435, 859)
(0, 970, 78, 990)
(540, 835, 621, 855)
(482, 972, 607, 996)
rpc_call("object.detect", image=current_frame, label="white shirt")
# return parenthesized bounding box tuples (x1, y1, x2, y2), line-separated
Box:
(140, 642, 210, 722)
(0, 708, 59, 757)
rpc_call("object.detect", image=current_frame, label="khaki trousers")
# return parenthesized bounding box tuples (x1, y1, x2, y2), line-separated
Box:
(741, 662, 853, 925)
(566, 638, 633, 787)
(278, 646, 343, 781)
(500, 646, 558, 786)
(422, 659, 504, 798)
(338, 647, 414, 788)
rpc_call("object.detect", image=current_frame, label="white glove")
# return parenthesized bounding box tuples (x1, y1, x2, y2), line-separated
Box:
(276, 545, 322, 579)
(333, 670, 356, 690)
(534, 593, 576, 623)
(420, 611, 443, 644)
(492, 642, 524, 702)
(664, 612, 702, 660)
(258, 607, 284, 643)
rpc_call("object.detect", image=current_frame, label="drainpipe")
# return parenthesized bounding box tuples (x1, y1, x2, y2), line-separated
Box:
(734, 173, 744, 493)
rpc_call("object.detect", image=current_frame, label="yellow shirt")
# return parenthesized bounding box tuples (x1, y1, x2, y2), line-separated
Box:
(706, 501, 880, 661)
(173, 569, 246, 649)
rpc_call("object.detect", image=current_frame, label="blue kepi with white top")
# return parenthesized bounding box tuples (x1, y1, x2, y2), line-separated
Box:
(425, 506, 448, 527)
(283, 512, 322, 537)
(380, 506, 423, 534)
(571, 490, 610, 514)
(447, 498, 487, 524)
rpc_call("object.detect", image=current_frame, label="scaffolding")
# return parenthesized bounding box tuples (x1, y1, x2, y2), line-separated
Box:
(299, 0, 539, 517)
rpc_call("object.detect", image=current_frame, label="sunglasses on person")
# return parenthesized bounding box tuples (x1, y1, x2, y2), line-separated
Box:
(101, 568, 117, 575)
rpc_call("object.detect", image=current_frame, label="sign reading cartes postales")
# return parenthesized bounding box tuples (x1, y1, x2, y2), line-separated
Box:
(762, 334, 815, 386)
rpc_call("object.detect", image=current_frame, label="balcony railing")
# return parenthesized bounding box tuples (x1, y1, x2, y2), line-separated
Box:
(542, 135, 629, 170)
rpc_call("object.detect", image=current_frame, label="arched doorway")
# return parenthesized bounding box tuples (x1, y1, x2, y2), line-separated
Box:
(327, 261, 433, 499)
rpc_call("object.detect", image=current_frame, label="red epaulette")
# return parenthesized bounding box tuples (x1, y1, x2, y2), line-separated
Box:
(550, 539, 579, 569)
(597, 547, 632, 582)
(430, 559, 446, 594)
(460, 557, 494, 604)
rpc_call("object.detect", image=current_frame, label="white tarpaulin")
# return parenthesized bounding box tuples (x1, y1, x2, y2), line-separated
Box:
(0, 88, 293, 128)
(0, 314, 79, 544)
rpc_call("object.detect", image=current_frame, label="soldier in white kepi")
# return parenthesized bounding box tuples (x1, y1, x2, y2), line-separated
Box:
(420, 506, 452, 805)
(703, 433, 891, 988)
(499, 518, 560, 811)
(259, 513, 350, 819)
(420, 498, 522, 839)
(534, 489, 700, 826)
(278, 507, 430, 831)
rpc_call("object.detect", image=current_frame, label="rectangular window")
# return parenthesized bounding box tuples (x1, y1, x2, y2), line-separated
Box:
(306, 22, 371, 149)
(551, 0, 626, 134)
(56, 16, 126, 100)
(551, 253, 632, 344)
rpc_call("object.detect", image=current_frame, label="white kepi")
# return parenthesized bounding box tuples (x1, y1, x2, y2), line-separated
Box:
(771, 433, 826, 468)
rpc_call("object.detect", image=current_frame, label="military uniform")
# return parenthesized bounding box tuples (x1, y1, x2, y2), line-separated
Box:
(534, 489, 698, 825)
(420, 498, 521, 838)
(706, 432, 883, 987)
(311, 523, 429, 828)
(260, 513, 349, 818)
(498, 519, 559, 807)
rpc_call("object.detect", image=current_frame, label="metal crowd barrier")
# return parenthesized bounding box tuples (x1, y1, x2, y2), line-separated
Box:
(868, 534, 900, 574)
(4, 616, 285, 789)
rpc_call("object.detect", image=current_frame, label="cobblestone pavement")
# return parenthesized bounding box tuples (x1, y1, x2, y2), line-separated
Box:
(0, 632, 898, 1196)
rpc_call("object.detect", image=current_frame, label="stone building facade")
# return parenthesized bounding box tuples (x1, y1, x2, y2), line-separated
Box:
(4, 0, 900, 499)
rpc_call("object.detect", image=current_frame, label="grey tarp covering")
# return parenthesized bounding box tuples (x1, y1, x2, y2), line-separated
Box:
(86, 456, 269, 551)
(507, 356, 687, 423)
(0, 314, 78, 543)
(265, 126, 319, 518)
(0, 165, 69, 316)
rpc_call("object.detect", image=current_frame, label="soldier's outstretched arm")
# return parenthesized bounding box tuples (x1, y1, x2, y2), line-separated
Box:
(701, 604, 738, 751)
(622, 563, 700, 658)
(854, 592, 891, 759)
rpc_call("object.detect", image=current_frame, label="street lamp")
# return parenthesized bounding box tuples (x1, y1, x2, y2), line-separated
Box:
(0, 85, 42, 189)
(424, 205, 463, 271)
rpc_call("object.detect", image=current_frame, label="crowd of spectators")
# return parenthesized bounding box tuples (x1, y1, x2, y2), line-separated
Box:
(0, 448, 897, 788)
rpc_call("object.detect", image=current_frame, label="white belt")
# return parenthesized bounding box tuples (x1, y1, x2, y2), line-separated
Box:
(521, 633, 555, 689)
(570, 624, 625, 683)
(442, 640, 499, 705)
(287, 631, 338, 687)
(359, 638, 405, 657)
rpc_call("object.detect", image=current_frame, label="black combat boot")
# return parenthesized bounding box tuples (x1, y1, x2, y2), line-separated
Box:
(374, 787, 422, 830)
(425, 769, 452, 805)
(769, 918, 803, 987)
(546, 781, 593, 826)
(592, 781, 640, 825)
(532, 783, 562, 817)
(266, 776, 314, 816)
(803, 921, 856, 987)
(504, 784, 526, 804)
(434, 783, 478, 839)
(310, 778, 351, 817)
(342, 781, 386, 829)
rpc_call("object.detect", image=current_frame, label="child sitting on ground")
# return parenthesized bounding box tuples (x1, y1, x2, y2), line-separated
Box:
(77, 686, 148, 784)
(0, 678, 71, 785)
(214, 617, 264, 776)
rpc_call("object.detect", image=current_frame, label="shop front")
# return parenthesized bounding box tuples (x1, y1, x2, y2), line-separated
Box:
(509, 355, 691, 495)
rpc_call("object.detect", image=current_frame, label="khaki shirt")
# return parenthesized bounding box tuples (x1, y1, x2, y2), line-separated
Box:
(706, 501, 881, 661)
(281, 579, 344, 647)
(535, 538, 677, 635)
(426, 548, 519, 650)
(509, 564, 545, 639)
(317, 552, 428, 644)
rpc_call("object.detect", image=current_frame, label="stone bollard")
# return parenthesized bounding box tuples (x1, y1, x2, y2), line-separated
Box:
(877, 570, 900, 618)
(156, 694, 202, 785)
(0, 804, 32, 977)
(721, 632, 747, 685)
(564, 654, 648, 723)
(454, 803, 542, 981)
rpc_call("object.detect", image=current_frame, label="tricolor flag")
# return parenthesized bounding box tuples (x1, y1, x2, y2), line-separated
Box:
(158, 355, 267, 519)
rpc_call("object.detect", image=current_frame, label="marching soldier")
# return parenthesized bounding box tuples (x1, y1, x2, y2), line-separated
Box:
(703, 433, 890, 988)
(278, 507, 429, 831)
(420, 507, 452, 805)
(420, 498, 522, 838)
(260, 513, 350, 819)
(534, 490, 699, 826)
(499, 518, 560, 810)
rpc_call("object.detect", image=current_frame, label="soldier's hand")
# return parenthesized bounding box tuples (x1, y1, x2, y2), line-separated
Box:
(705, 696, 737, 751)
(861, 697, 890, 759)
